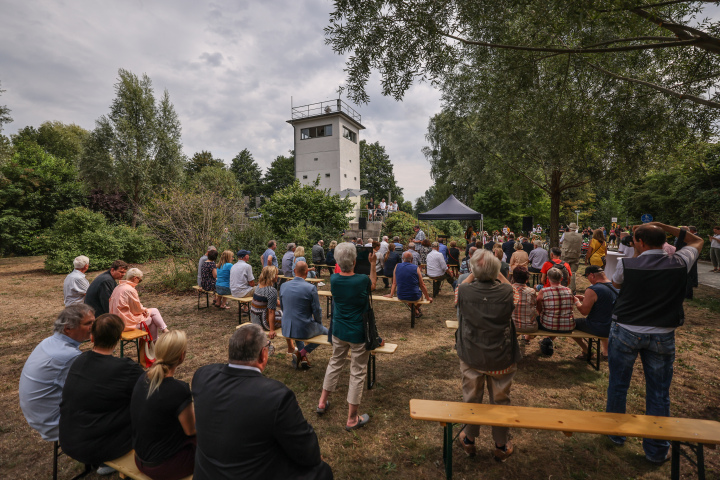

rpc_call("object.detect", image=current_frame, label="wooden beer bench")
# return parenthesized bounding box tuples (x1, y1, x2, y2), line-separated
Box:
(192, 285, 214, 310)
(120, 329, 149, 362)
(318, 291, 431, 328)
(445, 320, 606, 370)
(236, 326, 398, 389)
(105, 450, 192, 480)
(409, 399, 720, 480)
(220, 295, 253, 324)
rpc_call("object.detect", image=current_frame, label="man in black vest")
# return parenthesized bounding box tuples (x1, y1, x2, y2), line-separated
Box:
(606, 222, 702, 464)
(84, 260, 128, 316)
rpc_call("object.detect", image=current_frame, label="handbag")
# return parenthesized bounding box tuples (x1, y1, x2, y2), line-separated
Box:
(363, 283, 381, 351)
(138, 321, 156, 368)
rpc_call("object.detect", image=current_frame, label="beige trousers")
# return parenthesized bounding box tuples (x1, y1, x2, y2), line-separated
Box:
(322, 336, 371, 405)
(566, 259, 579, 294)
(460, 359, 516, 446)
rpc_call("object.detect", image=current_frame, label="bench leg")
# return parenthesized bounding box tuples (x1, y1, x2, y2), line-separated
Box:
(367, 354, 376, 390)
(53, 441, 59, 480)
(671, 441, 680, 480)
(586, 338, 600, 371)
(411, 305, 416, 329)
(134, 339, 140, 363)
(442, 423, 453, 479)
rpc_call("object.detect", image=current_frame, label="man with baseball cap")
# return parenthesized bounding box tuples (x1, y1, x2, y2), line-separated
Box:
(230, 249, 255, 298)
(570, 266, 618, 359)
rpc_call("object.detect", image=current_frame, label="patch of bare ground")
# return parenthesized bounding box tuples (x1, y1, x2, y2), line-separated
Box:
(0, 257, 718, 479)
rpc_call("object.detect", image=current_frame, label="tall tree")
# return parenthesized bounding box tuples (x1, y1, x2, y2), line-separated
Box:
(79, 69, 185, 227)
(359, 140, 403, 203)
(0, 81, 11, 133)
(186, 150, 224, 175)
(0, 81, 12, 164)
(12, 121, 89, 165)
(326, 1, 720, 109)
(261, 152, 295, 195)
(230, 148, 263, 197)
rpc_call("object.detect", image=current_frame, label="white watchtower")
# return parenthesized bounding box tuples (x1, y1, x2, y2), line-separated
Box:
(287, 99, 365, 219)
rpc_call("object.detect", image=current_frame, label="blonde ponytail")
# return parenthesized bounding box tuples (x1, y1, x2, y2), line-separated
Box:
(146, 330, 187, 398)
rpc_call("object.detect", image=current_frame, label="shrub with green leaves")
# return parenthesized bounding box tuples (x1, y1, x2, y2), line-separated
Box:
(260, 180, 353, 244)
(39, 207, 163, 273)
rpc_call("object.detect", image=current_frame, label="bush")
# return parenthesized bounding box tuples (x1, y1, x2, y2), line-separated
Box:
(381, 211, 441, 241)
(39, 207, 163, 273)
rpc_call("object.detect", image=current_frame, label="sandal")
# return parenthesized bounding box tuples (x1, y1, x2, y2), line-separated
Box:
(316, 400, 330, 415)
(345, 413, 370, 431)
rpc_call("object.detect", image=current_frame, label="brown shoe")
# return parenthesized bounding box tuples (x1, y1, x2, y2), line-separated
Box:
(457, 431, 476, 457)
(493, 441, 514, 462)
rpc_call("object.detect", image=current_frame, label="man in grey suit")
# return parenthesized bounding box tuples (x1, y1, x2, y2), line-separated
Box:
(279, 261, 327, 369)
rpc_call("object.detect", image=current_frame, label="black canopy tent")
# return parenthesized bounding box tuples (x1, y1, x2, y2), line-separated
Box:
(418, 194, 484, 234)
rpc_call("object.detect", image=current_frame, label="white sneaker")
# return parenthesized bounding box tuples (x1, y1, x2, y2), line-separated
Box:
(96, 465, 116, 475)
(317, 282, 326, 287)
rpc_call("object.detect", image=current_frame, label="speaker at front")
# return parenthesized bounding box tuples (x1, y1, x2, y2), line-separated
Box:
(522, 216, 533, 232)
(359, 217, 367, 230)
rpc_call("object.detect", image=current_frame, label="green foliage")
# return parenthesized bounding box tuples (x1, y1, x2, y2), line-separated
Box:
(381, 211, 441, 242)
(360, 140, 403, 203)
(186, 150, 225, 175)
(0, 142, 86, 255)
(230, 148, 263, 197)
(38, 207, 162, 273)
(230, 219, 274, 274)
(191, 165, 241, 198)
(261, 152, 295, 195)
(79, 69, 186, 227)
(0, 81, 11, 134)
(12, 121, 89, 165)
(433, 220, 463, 237)
(260, 180, 353, 244)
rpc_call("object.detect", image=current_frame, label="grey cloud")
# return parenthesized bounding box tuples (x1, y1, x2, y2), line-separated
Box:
(0, 0, 440, 202)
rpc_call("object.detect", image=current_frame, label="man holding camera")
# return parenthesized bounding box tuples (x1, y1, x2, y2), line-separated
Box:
(606, 222, 702, 464)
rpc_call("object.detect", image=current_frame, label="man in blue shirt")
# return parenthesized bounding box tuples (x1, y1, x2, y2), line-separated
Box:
(279, 261, 326, 369)
(261, 240, 278, 268)
(281, 243, 296, 277)
(19, 304, 95, 441)
(438, 239, 449, 263)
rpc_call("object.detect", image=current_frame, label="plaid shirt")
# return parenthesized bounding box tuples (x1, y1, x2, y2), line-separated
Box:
(538, 285, 575, 331)
(511, 283, 537, 330)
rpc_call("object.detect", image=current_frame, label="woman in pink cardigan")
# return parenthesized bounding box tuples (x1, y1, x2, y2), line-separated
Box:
(109, 268, 169, 339)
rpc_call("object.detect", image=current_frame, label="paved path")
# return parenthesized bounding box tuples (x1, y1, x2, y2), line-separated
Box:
(698, 260, 720, 290)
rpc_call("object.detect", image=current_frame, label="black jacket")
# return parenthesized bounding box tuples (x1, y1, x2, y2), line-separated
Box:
(84, 270, 117, 316)
(192, 364, 332, 480)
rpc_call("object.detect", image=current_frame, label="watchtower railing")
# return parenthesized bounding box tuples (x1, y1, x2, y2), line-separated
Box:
(291, 99, 361, 123)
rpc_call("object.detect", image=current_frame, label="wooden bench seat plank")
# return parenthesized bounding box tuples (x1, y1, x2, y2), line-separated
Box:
(317, 290, 429, 328)
(277, 275, 324, 284)
(105, 451, 192, 480)
(121, 329, 149, 340)
(445, 320, 606, 339)
(409, 400, 720, 444)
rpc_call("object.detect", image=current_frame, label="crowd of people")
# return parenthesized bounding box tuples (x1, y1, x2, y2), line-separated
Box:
(19, 219, 711, 476)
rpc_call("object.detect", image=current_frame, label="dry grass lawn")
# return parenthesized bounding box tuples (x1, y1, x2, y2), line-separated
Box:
(1, 256, 719, 479)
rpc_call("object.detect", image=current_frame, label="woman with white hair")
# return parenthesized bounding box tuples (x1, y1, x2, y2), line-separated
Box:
(63, 255, 90, 306)
(110, 268, 169, 338)
(317, 242, 379, 430)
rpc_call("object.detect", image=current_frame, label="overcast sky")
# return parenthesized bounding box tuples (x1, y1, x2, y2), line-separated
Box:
(0, 0, 441, 202)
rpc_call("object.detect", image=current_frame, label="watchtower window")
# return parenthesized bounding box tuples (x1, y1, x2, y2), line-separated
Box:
(301, 124, 332, 140)
(302, 175, 308, 179)
(343, 126, 357, 143)
(325, 173, 331, 178)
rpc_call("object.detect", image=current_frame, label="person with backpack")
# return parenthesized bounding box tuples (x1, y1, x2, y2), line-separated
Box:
(571, 266, 618, 360)
(539, 248, 572, 289)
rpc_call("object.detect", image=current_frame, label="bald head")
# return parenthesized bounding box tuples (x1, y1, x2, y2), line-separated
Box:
(402, 251, 413, 262)
(634, 224, 666, 249)
(294, 261, 308, 278)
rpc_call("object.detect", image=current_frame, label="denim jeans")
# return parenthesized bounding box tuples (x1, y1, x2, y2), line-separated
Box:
(297, 323, 329, 355)
(606, 322, 675, 462)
